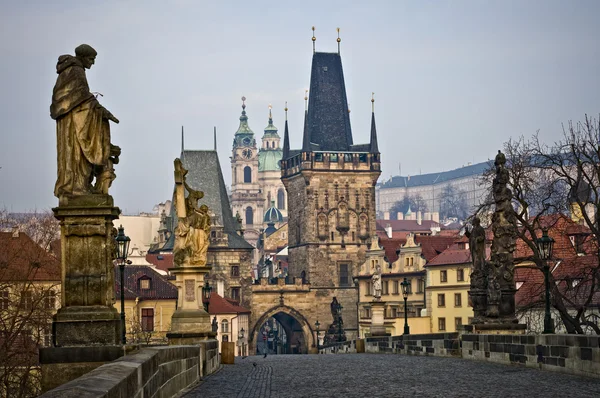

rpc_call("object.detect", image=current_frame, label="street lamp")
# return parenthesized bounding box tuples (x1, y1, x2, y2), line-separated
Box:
(536, 228, 555, 334)
(238, 327, 245, 357)
(115, 225, 131, 345)
(314, 319, 320, 350)
(401, 278, 410, 335)
(202, 280, 212, 312)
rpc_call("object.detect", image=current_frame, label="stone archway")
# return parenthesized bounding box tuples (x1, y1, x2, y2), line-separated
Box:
(250, 305, 316, 355)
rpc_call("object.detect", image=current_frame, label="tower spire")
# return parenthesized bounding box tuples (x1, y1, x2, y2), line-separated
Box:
(181, 125, 185, 160)
(302, 90, 310, 152)
(214, 126, 217, 151)
(370, 93, 379, 154)
(312, 26, 316, 54)
(337, 27, 341, 54)
(282, 102, 290, 159)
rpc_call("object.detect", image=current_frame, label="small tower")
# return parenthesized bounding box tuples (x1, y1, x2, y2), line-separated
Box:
(258, 105, 287, 218)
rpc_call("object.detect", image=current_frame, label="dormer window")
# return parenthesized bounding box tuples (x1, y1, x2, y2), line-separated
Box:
(140, 278, 151, 290)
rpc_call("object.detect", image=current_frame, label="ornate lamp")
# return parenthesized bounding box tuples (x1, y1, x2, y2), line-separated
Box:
(536, 228, 555, 334)
(401, 278, 410, 335)
(202, 280, 212, 312)
(115, 225, 130, 345)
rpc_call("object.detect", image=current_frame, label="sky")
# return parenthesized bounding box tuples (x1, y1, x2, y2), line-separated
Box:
(1, 0, 599, 214)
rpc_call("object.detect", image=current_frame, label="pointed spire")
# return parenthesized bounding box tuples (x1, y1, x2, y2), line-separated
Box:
(337, 27, 341, 54)
(282, 102, 290, 159)
(214, 126, 217, 151)
(370, 93, 379, 153)
(312, 26, 316, 54)
(181, 125, 185, 160)
(302, 90, 310, 152)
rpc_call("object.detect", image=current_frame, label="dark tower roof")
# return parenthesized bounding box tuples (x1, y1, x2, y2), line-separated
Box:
(303, 52, 353, 152)
(369, 112, 379, 153)
(282, 119, 290, 159)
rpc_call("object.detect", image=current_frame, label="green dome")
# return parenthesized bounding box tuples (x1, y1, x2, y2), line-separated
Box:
(258, 148, 283, 172)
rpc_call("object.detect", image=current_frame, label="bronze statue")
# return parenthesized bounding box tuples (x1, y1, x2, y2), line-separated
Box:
(173, 158, 211, 266)
(51, 44, 120, 198)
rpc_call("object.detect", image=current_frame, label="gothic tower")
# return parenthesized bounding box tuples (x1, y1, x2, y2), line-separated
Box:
(281, 51, 381, 291)
(231, 97, 263, 248)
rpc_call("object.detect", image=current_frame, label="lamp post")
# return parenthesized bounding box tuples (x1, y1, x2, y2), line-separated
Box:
(401, 277, 410, 335)
(115, 225, 131, 345)
(353, 277, 360, 339)
(314, 319, 320, 351)
(536, 228, 555, 334)
(202, 280, 212, 312)
(238, 327, 245, 357)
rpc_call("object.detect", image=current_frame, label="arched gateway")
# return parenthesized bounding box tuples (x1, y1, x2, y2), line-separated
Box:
(250, 305, 316, 355)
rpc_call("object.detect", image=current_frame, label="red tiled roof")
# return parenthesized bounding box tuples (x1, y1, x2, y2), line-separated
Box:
(0, 232, 60, 282)
(208, 293, 250, 315)
(376, 234, 458, 263)
(145, 253, 174, 274)
(426, 244, 471, 266)
(114, 265, 177, 300)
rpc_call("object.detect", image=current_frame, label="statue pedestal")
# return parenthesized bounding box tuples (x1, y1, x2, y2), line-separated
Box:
(51, 195, 121, 346)
(167, 265, 216, 345)
(370, 301, 389, 336)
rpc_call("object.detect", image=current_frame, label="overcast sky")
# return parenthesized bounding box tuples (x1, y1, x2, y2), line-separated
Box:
(1, 1, 599, 214)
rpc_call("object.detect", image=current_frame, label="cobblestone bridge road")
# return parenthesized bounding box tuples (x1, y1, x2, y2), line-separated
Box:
(186, 354, 600, 398)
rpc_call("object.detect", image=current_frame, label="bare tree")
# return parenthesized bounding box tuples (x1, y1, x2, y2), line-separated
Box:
(0, 209, 60, 397)
(439, 184, 470, 221)
(389, 193, 428, 216)
(477, 115, 600, 334)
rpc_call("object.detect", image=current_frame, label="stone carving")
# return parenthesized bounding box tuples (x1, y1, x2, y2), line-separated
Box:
(173, 158, 211, 266)
(372, 263, 382, 301)
(185, 279, 195, 302)
(51, 44, 120, 198)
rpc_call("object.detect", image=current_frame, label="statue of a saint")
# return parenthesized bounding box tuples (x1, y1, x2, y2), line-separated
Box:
(51, 44, 120, 198)
(465, 217, 486, 273)
(372, 263, 382, 300)
(173, 158, 211, 266)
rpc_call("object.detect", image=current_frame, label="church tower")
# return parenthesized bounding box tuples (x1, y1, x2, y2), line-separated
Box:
(281, 50, 381, 292)
(258, 105, 287, 219)
(231, 97, 263, 247)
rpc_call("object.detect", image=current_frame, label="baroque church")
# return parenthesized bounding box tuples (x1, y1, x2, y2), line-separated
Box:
(230, 98, 287, 249)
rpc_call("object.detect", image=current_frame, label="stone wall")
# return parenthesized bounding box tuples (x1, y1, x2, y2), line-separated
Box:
(40, 341, 220, 398)
(462, 333, 600, 378)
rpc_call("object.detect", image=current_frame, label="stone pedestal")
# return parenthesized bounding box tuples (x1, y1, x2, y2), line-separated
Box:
(469, 323, 527, 335)
(370, 301, 389, 336)
(167, 266, 215, 344)
(52, 195, 121, 346)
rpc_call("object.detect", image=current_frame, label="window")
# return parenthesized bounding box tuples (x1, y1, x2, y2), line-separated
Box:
(231, 287, 240, 302)
(245, 206, 253, 225)
(440, 270, 448, 283)
(243, 166, 252, 183)
(44, 290, 56, 310)
(438, 317, 446, 331)
(364, 308, 371, 318)
(437, 293, 446, 307)
(366, 281, 372, 296)
(221, 319, 229, 333)
(393, 280, 399, 294)
(231, 266, 240, 277)
(277, 189, 285, 210)
(339, 264, 349, 286)
(457, 269, 464, 282)
(315, 153, 323, 162)
(391, 307, 398, 318)
(331, 231, 335, 241)
(454, 293, 462, 307)
(405, 280, 413, 294)
(467, 317, 474, 325)
(409, 258, 413, 266)
(417, 279, 424, 294)
(359, 154, 367, 163)
(140, 278, 151, 290)
(141, 308, 154, 332)
(1, 289, 9, 310)
(455, 317, 463, 330)
(382, 280, 388, 295)
(222, 334, 229, 342)
(21, 291, 33, 310)
(330, 153, 338, 162)
(344, 153, 352, 162)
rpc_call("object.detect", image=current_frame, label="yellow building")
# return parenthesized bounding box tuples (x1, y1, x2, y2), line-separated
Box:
(356, 234, 431, 337)
(208, 293, 250, 356)
(425, 241, 474, 333)
(114, 265, 177, 343)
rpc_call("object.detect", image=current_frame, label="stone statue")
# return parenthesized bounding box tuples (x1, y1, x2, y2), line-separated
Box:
(372, 263, 382, 300)
(173, 158, 211, 266)
(51, 44, 120, 198)
(465, 217, 486, 289)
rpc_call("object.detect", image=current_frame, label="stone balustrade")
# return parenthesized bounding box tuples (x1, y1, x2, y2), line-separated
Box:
(40, 341, 220, 398)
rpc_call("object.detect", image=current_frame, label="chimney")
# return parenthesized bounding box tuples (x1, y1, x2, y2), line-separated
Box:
(383, 211, 390, 220)
(432, 212, 440, 223)
(417, 211, 422, 225)
(423, 212, 431, 221)
(11, 226, 19, 238)
(396, 212, 403, 220)
(385, 223, 392, 239)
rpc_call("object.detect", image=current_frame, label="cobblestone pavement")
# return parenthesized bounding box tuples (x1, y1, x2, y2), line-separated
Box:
(186, 354, 600, 398)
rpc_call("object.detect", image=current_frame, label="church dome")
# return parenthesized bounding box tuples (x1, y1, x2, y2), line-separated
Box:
(264, 201, 283, 223)
(258, 149, 283, 172)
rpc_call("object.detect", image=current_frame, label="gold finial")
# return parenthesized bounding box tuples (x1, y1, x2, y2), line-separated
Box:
(371, 92, 375, 112)
(241, 96, 246, 110)
(312, 26, 316, 53)
(304, 89, 308, 112)
(285, 101, 288, 120)
(337, 27, 341, 54)
(268, 103, 272, 119)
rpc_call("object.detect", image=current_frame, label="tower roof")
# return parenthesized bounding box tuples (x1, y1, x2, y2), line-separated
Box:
(264, 200, 284, 223)
(303, 52, 353, 152)
(233, 97, 255, 148)
(258, 149, 282, 172)
(263, 106, 279, 137)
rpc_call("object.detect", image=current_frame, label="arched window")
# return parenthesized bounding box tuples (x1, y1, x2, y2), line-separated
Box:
(245, 206, 253, 225)
(244, 166, 252, 183)
(277, 188, 285, 210)
(221, 319, 229, 333)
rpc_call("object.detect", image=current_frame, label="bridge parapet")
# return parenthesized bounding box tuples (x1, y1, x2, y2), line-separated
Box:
(40, 341, 219, 398)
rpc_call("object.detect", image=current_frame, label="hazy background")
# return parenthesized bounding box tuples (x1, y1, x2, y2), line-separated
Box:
(1, 0, 599, 213)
